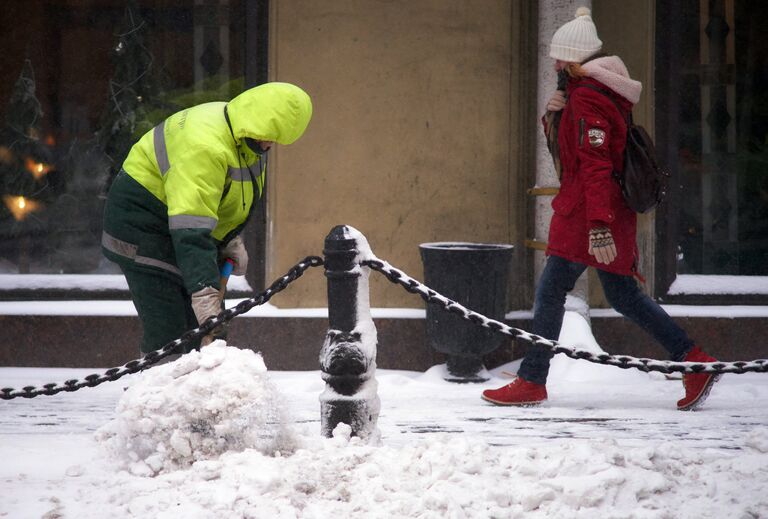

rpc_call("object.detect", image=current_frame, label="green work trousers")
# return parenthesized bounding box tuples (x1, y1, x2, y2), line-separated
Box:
(121, 264, 203, 354)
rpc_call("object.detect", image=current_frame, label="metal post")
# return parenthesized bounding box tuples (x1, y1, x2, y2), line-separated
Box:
(319, 225, 380, 439)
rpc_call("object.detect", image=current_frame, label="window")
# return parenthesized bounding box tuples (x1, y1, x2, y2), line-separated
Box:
(656, 0, 768, 301)
(0, 0, 265, 292)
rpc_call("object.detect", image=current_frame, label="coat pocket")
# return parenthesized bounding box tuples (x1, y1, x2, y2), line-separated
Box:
(551, 189, 582, 216)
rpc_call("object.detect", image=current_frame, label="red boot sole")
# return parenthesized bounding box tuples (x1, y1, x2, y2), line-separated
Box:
(481, 394, 546, 407)
(677, 374, 721, 411)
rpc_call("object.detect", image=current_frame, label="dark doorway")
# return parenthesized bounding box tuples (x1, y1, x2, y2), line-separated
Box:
(656, 0, 768, 299)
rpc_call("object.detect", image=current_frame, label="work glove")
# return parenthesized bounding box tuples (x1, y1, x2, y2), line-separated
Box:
(588, 227, 617, 265)
(218, 235, 248, 276)
(191, 286, 224, 346)
(547, 90, 566, 112)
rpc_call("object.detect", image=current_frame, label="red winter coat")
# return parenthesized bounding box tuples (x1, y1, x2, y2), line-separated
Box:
(543, 58, 642, 277)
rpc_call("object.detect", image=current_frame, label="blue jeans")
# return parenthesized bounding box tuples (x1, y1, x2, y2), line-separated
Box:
(517, 255, 694, 385)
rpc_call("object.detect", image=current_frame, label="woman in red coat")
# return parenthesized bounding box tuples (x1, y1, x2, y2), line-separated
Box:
(482, 7, 719, 411)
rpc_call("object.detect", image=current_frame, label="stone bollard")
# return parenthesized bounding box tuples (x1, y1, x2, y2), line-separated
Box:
(319, 225, 380, 439)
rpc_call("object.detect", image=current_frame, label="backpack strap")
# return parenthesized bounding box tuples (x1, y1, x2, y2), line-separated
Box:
(571, 83, 632, 126)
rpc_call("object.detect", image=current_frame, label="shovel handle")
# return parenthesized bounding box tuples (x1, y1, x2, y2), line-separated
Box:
(219, 258, 235, 297)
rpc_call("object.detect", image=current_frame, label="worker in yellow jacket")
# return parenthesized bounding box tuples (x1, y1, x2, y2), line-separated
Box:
(102, 82, 312, 353)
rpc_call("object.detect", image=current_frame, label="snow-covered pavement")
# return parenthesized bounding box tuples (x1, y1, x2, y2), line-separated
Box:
(1, 312, 767, 518)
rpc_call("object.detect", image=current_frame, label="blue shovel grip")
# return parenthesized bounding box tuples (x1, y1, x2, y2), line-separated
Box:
(220, 258, 235, 279)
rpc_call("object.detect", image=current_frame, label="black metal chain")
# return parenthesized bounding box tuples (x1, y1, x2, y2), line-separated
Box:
(6, 250, 766, 401)
(363, 258, 768, 375)
(0, 256, 324, 400)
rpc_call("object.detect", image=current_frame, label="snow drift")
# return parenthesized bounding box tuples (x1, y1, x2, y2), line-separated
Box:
(95, 342, 296, 476)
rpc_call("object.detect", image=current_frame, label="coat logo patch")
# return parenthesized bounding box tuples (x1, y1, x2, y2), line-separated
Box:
(588, 128, 606, 147)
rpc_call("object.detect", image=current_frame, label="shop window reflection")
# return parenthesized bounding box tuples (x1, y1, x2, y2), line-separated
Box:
(0, 0, 245, 276)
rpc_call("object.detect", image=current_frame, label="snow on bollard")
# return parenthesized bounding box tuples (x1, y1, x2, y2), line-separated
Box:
(319, 225, 381, 440)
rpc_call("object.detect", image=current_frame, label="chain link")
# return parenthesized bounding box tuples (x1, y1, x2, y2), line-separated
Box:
(363, 258, 768, 375)
(0, 256, 324, 401)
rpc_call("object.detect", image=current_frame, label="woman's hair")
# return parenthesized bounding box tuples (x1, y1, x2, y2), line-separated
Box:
(566, 52, 608, 78)
(564, 62, 586, 78)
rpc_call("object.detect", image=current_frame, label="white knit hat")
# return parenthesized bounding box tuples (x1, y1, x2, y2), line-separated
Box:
(549, 6, 602, 63)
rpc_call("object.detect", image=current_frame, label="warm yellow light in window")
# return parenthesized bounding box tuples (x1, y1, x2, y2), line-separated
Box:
(3, 195, 41, 221)
(25, 158, 52, 180)
(0, 146, 13, 164)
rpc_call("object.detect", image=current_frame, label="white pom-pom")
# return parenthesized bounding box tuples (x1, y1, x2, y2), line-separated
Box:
(575, 6, 591, 18)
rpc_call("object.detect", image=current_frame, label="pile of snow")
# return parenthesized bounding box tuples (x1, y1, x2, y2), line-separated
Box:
(84, 335, 768, 516)
(91, 426, 768, 517)
(95, 342, 296, 476)
(549, 312, 661, 384)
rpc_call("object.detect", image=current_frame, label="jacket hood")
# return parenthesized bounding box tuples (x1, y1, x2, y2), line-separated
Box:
(226, 82, 313, 145)
(580, 56, 642, 104)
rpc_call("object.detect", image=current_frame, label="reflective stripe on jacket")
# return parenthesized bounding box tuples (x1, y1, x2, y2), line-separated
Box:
(123, 101, 263, 242)
(103, 82, 313, 294)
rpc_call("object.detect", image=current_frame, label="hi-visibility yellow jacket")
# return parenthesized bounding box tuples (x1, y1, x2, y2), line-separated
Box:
(102, 82, 312, 294)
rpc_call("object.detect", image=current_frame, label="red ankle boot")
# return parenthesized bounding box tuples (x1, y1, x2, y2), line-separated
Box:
(677, 346, 721, 411)
(482, 377, 547, 406)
